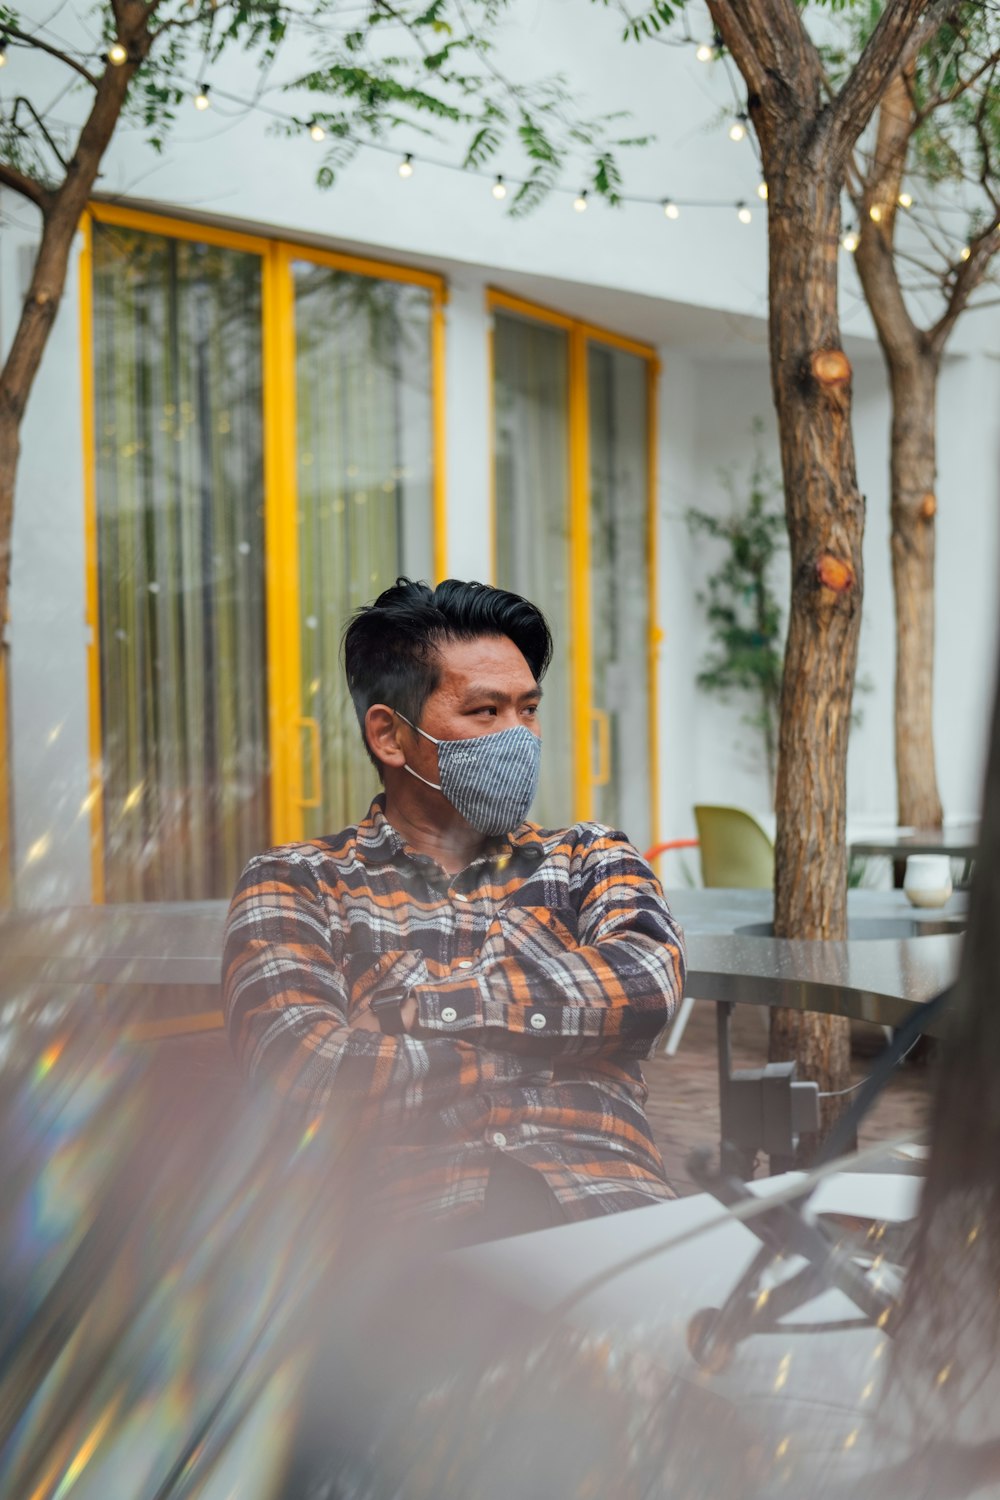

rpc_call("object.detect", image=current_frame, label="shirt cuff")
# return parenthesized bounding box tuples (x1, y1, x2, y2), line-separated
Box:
(414, 976, 484, 1032)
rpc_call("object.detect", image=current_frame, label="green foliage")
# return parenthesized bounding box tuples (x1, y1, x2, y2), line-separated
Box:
(0, 0, 653, 216)
(686, 425, 787, 795)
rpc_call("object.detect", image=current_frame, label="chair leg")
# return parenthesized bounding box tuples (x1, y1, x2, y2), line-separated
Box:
(664, 993, 697, 1056)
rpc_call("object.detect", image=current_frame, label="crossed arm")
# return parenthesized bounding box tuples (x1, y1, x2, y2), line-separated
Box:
(223, 838, 686, 1122)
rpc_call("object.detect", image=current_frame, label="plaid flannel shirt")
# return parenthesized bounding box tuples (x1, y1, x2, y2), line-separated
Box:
(223, 797, 687, 1229)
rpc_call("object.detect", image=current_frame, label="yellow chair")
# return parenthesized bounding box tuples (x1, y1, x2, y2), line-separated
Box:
(664, 804, 774, 1056)
(694, 804, 774, 889)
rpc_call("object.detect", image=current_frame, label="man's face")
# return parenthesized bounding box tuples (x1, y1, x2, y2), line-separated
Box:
(402, 633, 541, 784)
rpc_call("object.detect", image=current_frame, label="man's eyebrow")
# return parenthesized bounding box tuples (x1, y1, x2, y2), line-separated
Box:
(462, 683, 543, 703)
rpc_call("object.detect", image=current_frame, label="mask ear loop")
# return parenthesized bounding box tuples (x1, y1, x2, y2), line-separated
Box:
(393, 710, 444, 790)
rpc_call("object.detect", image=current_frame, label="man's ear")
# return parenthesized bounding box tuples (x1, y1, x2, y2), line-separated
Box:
(365, 705, 406, 772)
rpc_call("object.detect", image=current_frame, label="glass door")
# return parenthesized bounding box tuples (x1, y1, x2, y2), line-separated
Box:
(91, 219, 270, 901)
(493, 309, 573, 828)
(491, 295, 657, 848)
(88, 213, 445, 900)
(588, 341, 653, 849)
(290, 256, 436, 838)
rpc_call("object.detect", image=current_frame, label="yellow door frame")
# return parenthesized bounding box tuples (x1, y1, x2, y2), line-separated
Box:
(81, 203, 448, 886)
(486, 287, 660, 841)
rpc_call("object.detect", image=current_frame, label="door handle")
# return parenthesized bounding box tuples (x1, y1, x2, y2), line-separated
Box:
(297, 716, 322, 810)
(591, 708, 611, 789)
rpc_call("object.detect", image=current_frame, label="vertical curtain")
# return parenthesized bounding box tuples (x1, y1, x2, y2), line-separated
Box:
(292, 265, 434, 837)
(493, 312, 573, 829)
(587, 343, 651, 849)
(93, 225, 268, 901)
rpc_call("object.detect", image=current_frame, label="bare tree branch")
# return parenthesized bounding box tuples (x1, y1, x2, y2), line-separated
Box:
(929, 216, 1000, 350)
(830, 0, 956, 167)
(915, 46, 1000, 125)
(0, 160, 53, 213)
(4, 25, 99, 88)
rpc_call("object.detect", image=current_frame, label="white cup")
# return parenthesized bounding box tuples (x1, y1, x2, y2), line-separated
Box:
(903, 854, 953, 908)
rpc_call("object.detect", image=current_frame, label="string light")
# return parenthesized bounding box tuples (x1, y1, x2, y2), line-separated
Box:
(842, 227, 860, 253)
(897, 191, 912, 208)
(757, 181, 768, 201)
(737, 201, 752, 224)
(696, 42, 714, 62)
(491, 175, 507, 200)
(398, 152, 414, 178)
(108, 41, 128, 66)
(0, 34, 8, 67)
(194, 83, 211, 111)
(869, 203, 883, 222)
(308, 119, 326, 142)
(662, 198, 680, 219)
(960, 245, 972, 261)
(729, 113, 748, 143)
(573, 190, 588, 213)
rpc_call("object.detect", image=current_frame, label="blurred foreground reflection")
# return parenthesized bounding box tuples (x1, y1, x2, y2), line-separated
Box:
(3, 974, 999, 1500)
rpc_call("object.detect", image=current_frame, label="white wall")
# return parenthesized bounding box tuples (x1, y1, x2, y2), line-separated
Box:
(1, 208, 93, 905)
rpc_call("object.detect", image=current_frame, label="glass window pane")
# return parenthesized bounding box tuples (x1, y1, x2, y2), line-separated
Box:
(588, 343, 652, 849)
(292, 264, 434, 836)
(93, 225, 269, 901)
(493, 312, 573, 828)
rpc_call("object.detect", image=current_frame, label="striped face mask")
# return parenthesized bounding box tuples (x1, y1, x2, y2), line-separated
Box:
(395, 713, 542, 835)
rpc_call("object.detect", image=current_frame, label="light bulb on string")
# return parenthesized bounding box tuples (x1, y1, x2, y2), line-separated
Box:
(194, 83, 211, 111)
(573, 190, 588, 213)
(492, 175, 507, 200)
(308, 119, 326, 142)
(757, 181, 768, 201)
(898, 191, 912, 208)
(737, 201, 752, 224)
(729, 113, 748, 142)
(0, 34, 8, 67)
(869, 203, 882, 222)
(960, 245, 971, 261)
(398, 153, 414, 178)
(695, 42, 714, 62)
(662, 198, 680, 220)
(842, 227, 859, 253)
(108, 41, 128, 65)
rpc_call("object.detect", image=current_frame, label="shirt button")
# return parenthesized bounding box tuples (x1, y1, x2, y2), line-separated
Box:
(457, 960, 474, 969)
(530, 1012, 546, 1030)
(492, 1131, 507, 1148)
(454, 892, 469, 903)
(441, 1006, 458, 1023)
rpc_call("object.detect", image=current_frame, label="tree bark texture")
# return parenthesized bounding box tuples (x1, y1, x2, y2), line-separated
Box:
(763, 152, 860, 1119)
(853, 73, 944, 832)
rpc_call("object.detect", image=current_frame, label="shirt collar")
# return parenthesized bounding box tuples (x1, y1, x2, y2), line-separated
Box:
(355, 796, 555, 870)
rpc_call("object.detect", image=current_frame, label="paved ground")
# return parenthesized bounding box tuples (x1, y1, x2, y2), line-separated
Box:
(645, 1000, 935, 1195)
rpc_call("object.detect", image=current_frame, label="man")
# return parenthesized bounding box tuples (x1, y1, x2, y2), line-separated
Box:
(224, 578, 686, 1244)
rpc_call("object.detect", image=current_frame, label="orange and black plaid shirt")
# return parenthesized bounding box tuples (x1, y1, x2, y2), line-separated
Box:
(224, 797, 686, 1230)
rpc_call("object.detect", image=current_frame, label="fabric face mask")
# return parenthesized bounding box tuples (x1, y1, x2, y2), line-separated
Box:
(395, 713, 542, 836)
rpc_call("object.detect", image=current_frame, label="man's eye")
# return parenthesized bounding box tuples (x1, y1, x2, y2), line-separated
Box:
(472, 706, 497, 715)
(523, 704, 539, 717)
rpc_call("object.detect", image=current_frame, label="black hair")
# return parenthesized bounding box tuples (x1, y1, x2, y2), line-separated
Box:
(343, 578, 553, 768)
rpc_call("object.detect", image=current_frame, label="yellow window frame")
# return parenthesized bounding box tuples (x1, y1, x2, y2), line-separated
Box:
(80, 203, 448, 898)
(486, 287, 661, 846)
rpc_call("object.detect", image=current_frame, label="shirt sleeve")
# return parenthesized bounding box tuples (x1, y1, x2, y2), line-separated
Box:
(409, 831, 686, 1059)
(223, 850, 479, 1129)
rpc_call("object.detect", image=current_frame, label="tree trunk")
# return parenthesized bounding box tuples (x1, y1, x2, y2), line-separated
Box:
(852, 72, 944, 834)
(761, 140, 863, 1132)
(0, 37, 144, 645)
(890, 351, 943, 830)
